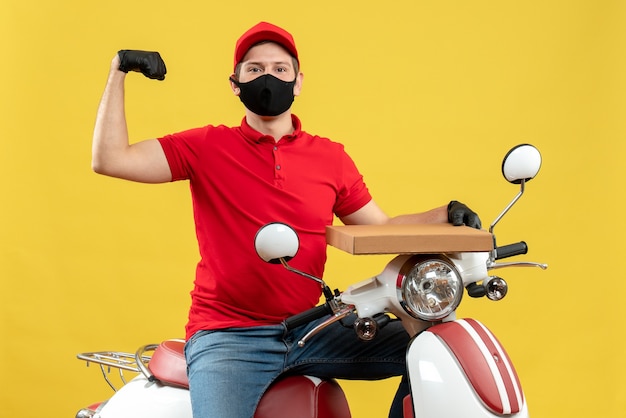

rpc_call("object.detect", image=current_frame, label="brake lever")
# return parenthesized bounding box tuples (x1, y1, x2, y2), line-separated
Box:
(489, 261, 548, 270)
(297, 305, 355, 347)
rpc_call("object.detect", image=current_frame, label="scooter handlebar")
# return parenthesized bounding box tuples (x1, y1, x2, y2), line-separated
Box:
(495, 241, 528, 260)
(285, 304, 333, 330)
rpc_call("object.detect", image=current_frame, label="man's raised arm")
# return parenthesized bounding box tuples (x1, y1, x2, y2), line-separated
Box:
(92, 51, 171, 183)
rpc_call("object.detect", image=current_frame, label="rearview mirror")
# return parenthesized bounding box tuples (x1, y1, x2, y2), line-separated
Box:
(501, 144, 542, 184)
(254, 222, 299, 264)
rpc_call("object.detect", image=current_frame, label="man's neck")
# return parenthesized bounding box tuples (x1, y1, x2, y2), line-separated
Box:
(245, 112, 294, 141)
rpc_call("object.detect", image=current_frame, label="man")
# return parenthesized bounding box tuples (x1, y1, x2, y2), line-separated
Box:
(92, 21, 481, 418)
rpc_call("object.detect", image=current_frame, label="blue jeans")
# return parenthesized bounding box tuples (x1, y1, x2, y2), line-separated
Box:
(184, 315, 410, 418)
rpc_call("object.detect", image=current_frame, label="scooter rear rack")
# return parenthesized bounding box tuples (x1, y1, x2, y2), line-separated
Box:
(77, 350, 152, 391)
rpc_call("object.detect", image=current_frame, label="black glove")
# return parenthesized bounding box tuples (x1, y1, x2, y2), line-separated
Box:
(447, 200, 482, 229)
(118, 50, 167, 80)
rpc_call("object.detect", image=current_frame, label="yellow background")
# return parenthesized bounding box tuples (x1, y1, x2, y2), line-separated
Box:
(1, 0, 625, 417)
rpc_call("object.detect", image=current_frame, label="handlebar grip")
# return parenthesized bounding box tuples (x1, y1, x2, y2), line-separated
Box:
(495, 241, 528, 260)
(285, 304, 332, 330)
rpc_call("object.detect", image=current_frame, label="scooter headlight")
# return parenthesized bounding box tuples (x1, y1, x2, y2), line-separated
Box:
(397, 256, 463, 321)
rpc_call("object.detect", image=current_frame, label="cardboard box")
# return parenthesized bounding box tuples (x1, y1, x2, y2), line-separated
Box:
(326, 224, 493, 255)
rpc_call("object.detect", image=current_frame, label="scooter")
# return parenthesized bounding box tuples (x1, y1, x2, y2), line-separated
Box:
(76, 144, 546, 418)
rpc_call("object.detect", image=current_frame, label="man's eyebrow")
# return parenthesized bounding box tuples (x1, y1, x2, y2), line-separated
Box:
(244, 60, 292, 67)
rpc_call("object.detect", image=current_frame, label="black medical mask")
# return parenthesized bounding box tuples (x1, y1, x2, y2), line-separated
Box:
(230, 74, 296, 116)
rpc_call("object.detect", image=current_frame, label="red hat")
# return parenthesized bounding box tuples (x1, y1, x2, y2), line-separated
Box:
(234, 22, 299, 70)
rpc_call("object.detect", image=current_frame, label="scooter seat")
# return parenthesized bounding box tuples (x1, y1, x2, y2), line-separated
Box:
(148, 340, 189, 388)
(149, 340, 351, 418)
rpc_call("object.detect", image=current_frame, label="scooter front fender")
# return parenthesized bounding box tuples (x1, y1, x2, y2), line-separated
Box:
(406, 318, 528, 418)
(97, 375, 191, 418)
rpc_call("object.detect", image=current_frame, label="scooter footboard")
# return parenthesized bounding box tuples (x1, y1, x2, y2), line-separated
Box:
(406, 318, 528, 417)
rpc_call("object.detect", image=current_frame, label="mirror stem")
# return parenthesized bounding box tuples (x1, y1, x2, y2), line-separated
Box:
(489, 179, 526, 249)
(279, 258, 326, 287)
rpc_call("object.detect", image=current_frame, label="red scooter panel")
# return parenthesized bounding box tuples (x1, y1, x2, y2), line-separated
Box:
(255, 376, 351, 418)
(429, 319, 524, 415)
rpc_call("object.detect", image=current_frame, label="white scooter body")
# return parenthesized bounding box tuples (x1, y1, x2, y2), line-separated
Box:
(92, 375, 192, 418)
(78, 144, 544, 418)
(406, 319, 528, 417)
(341, 252, 528, 417)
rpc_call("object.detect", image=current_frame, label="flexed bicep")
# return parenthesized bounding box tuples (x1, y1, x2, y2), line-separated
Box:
(92, 52, 172, 183)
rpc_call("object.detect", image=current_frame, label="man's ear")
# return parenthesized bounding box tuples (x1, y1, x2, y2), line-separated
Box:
(229, 74, 240, 96)
(294, 72, 304, 97)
